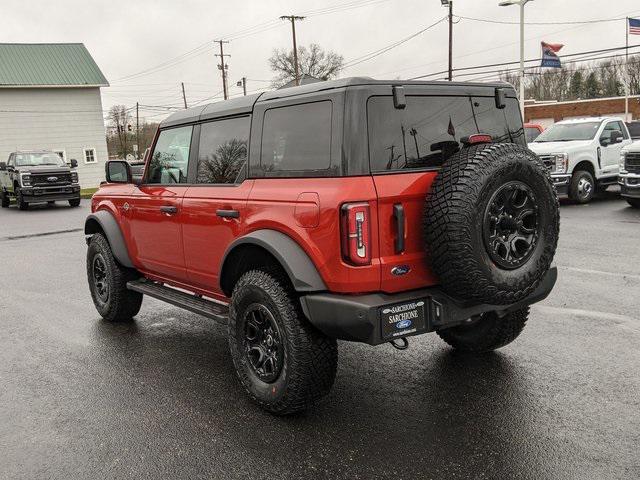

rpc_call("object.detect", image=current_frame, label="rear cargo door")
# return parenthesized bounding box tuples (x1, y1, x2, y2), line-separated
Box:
(368, 93, 524, 293)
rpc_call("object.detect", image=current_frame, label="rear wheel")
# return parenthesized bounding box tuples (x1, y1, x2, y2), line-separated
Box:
(16, 188, 28, 210)
(627, 198, 640, 209)
(69, 198, 81, 207)
(228, 269, 338, 415)
(0, 190, 9, 208)
(569, 170, 595, 204)
(437, 308, 529, 352)
(87, 233, 142, 322)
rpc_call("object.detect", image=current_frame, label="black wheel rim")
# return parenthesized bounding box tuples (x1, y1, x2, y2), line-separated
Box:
(483, 181, 539, 269)
(92, 254, 110, 302)
(242, 303, 284, 384)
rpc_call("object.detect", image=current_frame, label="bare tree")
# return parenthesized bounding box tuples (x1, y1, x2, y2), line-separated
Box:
(197, 139, 248, 184)
(269, 43, 344, 87)
(107, 105, 132, 158)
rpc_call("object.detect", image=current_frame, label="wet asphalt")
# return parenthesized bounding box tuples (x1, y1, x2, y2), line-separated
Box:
(0, 190, 639, 480)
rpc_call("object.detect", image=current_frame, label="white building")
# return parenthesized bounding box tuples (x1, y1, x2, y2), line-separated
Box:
(0, 43, 109, 189)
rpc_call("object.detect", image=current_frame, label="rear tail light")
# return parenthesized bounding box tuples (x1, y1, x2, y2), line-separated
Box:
(340, 202, 371, 266)
(461, 134, 493, 145)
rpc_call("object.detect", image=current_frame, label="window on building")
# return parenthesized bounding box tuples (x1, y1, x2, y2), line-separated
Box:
(367, 95, 524, 172)
(84, 148, 97, 164)
(146, 125, 193, 184)
(196, 116, 250, 184)
(257, 101, 334, 177)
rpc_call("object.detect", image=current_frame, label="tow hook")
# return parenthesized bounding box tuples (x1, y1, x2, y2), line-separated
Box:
(389, 337, 409, 350)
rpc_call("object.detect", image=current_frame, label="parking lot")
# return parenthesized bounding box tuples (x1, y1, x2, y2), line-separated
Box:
(0, 192, 639, 480)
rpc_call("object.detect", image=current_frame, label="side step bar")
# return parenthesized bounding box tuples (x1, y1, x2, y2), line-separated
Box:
(127, 279, 229, 324)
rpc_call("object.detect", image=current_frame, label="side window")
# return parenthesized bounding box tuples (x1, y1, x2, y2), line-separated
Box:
(147, 125, 193, 184)
(600, 122, 621, 143)
(257, 101, 333, 177)
(615, 121, 629, 139)
(367, 95, 525, 173)
(196, 116, 250, 184)
(8, 155, 14, 167)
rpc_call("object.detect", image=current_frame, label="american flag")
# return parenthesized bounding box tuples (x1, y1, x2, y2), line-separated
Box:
(629, 18, 640, 35)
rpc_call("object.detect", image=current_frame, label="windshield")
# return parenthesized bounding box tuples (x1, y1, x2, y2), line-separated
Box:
(15, 153, 66, 167)
(533, 122, 601, 142)
(525, 126, 541, 143)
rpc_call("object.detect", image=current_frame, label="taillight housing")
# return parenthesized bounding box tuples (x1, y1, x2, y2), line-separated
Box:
(340, 202, 371, 266)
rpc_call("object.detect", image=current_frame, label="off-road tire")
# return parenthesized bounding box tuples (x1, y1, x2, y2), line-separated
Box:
(87, 233, 142, 322)
(437, 307, 529, 353)
(569, 170, 595, 204)
(228, 269, 338, 415)
(0, 190, 9, 208)
(626, 197, 640, 209)
(424, 143, 559, 305)
(16, 188, 28, 210)
(69, 198, 81, 207)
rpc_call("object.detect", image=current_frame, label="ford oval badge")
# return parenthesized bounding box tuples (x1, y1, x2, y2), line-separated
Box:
(391, 265, 411, 276)
(396, 319, 412, 329)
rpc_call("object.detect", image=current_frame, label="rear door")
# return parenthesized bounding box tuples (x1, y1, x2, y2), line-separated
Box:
(127, 125, 194, 282)
(368, 92, 525, 293)
(182, 115, 253, 295)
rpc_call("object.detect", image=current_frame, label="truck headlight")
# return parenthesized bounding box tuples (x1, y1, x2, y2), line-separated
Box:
(20, 174, 31, 187)
(71, 172, 79, 183)
(620, 152, 626, 172)
(554, 153, 568, 174)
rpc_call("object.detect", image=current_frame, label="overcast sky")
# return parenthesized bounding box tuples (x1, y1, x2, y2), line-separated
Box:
(4, 0, 640, 122)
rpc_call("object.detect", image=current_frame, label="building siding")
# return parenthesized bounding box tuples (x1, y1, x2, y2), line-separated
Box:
(0, 87, 107, 188)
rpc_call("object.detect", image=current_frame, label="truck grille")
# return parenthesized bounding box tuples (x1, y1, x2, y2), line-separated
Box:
(30, 173, 72, 187)
(537, 155, 557, 174)
(625, 152, 640, 174)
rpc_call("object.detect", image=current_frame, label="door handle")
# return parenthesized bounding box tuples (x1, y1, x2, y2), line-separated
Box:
(216, 209, 240, 219)
(160, 205, 178, 215)
(393, 203, 405, 254)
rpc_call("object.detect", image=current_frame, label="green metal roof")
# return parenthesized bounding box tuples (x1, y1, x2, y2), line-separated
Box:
(0, 43, 108, 87)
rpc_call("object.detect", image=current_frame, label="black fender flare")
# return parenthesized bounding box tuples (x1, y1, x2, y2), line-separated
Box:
(84, 210, 134, 268)
(220, 229, 327, 294)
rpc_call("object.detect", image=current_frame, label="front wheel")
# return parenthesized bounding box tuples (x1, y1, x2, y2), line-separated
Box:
(228, 269, 338, 415)
(0, 190, 9, 208)
(627, 198, 640, 209)
(87, 233, 142, 322)
(569, 170, 595, 204)
(437, 308, 529, 353)
(16, 188, 28, 210)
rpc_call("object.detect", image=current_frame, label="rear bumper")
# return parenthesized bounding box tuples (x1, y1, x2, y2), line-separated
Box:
(550, 174, 570, 196)
(619, 174, 640, 198)
(21, 185, 80, 203)
(300, 267, 558, 345)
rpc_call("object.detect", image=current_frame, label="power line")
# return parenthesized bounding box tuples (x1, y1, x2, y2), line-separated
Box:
(456, 15, 628, 26)
(343, 16, 447, 69)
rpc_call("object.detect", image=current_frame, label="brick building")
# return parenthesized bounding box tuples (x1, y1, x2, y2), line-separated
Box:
(524, 95, 640, 128)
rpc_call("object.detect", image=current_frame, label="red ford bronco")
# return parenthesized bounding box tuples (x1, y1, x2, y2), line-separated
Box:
(86, 78, 559, 415)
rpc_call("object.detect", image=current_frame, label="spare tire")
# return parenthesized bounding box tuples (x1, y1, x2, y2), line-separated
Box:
(424, 143, 559, 305)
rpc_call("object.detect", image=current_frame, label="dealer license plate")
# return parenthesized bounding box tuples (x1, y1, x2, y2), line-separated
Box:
(380, 300, 427, 340)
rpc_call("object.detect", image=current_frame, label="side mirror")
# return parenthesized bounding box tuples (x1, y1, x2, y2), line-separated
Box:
(70, 159, 78, 169)
(0, 162, 6, 171)
(610, 130, 624, 144)
(105, 160, 132, 184)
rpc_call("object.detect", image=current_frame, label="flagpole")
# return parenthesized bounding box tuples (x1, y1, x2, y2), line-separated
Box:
(625, 17, 629, 121)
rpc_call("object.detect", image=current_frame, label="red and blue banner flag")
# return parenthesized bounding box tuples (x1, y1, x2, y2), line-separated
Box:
(540, 41, 564, 68)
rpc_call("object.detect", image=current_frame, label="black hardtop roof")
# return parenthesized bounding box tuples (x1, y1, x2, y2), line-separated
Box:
(160, 76, 513, 128)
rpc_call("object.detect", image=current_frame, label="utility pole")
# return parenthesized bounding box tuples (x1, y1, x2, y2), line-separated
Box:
(280, 15, 305, 86)
(181, 82, 188, 109)
(440, 1, 453, 81)
(215, 40, 230, 99)
(237, 77, 247, 96)
(135, 102, 140, 160)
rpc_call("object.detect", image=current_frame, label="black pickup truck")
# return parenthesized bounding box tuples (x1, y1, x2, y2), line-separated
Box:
(0, 151, 81, 210)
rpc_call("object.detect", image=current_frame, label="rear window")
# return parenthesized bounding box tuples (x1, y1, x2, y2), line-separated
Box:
(367, 95, 524, 173)
(256, 101, 334, 177)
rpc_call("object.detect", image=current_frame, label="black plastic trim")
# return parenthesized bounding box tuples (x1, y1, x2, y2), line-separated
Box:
(84, 210, 134, 268)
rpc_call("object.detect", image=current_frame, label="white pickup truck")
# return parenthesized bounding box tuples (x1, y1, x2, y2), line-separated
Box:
(619, 142, 640, 208)
(528, 117, 632, 203)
